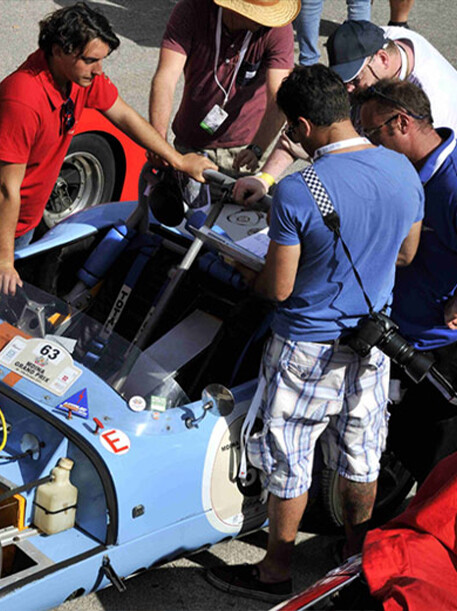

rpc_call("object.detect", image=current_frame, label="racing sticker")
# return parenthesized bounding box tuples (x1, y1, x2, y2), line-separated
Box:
(202, 405, 267, 534)
(0, 336, 82, 396)
(56, 388, 89, 419)
(99, 428, 131, 455)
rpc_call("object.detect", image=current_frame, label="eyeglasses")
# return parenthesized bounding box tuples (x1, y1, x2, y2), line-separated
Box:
(363, 113, 401, 143)
(347, 55, 380, 88)
(61, 98, 75, 132)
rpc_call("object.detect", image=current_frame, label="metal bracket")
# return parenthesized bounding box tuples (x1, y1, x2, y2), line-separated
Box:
(102, 555, 127, 593)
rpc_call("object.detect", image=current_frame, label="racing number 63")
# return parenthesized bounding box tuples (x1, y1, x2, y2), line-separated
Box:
(40, 345, 61, 360)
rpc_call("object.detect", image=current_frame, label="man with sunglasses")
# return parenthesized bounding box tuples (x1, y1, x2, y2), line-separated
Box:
(0, 2, 216, 296)
(359, 79, 457, 484)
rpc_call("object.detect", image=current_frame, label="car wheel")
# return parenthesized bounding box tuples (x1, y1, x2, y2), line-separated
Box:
(43, 133, 116, 228)
(301, 451, 415, 533)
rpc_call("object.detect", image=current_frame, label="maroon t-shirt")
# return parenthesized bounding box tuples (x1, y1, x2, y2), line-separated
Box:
(0, 50, 118, 236)
(162, 0, 294, 149)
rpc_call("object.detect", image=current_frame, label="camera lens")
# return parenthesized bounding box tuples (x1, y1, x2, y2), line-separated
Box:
(379, 330, 433, 382)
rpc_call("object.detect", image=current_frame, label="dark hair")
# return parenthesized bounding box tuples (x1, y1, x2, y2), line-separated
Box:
(356, 79, 433, 126)
(39, 2, 120, 56)
(276, 64, 351, 126)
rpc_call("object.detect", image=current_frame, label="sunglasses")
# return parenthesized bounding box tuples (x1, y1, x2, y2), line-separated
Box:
(365, 86, 429, 121)
(61, 97, 75, 132)
(363, 113, 401, 143)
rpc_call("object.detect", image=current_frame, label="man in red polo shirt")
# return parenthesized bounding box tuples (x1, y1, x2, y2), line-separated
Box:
(0, 2, 215, 295)
(149, 0, 298, 178)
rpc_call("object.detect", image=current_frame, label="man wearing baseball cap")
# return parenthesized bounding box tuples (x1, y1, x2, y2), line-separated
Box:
(327, 20, 457, 133)
(148, 0, 298, 181)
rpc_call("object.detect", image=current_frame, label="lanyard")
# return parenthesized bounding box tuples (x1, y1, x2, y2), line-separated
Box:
(313, 137, 370, 160)
(214, 8, 252, 108)
(396, 43, 408, 80)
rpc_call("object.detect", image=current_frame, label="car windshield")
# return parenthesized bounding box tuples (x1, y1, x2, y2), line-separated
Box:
(0, 282, 189, 408)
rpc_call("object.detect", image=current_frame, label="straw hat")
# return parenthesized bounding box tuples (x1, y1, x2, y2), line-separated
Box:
(213, 0, 301, 28)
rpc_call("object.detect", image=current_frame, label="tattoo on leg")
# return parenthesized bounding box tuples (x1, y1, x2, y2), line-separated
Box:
(340, 480, 377, 526)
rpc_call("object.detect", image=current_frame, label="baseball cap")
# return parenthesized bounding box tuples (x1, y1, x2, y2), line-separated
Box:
(327, 20, 388, 83)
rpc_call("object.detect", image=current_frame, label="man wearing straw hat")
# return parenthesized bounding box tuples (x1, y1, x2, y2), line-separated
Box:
(148, 0, 299, 179)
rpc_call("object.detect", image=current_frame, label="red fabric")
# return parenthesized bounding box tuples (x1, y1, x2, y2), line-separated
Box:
(162, 0, 294, 149)
(363, 452, 457, 610)
(0, 50, 118, 236)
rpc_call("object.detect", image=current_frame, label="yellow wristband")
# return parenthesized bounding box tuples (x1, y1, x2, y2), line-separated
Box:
(256, 172, 276, 188)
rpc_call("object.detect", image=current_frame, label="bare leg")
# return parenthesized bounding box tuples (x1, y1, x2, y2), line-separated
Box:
(338, 476, 377, 557)
(389, 0, 415, 24)
(257, 492, 309, 583)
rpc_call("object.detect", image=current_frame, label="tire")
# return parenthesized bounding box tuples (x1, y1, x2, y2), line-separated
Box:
(301, 450, 415, 533)
(42, 133, 116, 229)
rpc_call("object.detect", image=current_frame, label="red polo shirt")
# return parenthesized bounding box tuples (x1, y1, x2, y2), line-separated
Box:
(162, 0, 294, 149)
(0, 49, 118, 237)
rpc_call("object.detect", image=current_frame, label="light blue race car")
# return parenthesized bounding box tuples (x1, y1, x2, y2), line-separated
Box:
(0, 169, 412, 610)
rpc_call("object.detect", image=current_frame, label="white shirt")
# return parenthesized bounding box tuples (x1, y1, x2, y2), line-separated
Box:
(384, 26, 457, 132)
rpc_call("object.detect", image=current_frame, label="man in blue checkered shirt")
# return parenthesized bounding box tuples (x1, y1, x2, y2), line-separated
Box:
(207, 64, 424, 603)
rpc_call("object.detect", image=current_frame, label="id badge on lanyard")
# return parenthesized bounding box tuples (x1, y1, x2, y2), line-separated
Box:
(200, 104, 229, 135)
(199, 8, 252, 135)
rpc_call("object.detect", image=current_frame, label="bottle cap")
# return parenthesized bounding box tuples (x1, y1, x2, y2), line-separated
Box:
(58, 457, 74, 471)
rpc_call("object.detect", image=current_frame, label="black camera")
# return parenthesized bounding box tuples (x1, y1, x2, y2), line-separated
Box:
(346, 312, 434, 383)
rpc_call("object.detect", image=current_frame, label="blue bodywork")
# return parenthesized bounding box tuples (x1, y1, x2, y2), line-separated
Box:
(0, 200, 269, 610)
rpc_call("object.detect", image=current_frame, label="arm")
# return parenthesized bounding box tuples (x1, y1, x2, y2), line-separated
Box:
(232, 131, 306, 205)
(251, 240, 300, 301)
(0, 162, 26, 295)
(148, 47, 187, 166)
(396, 220, 422, 266)
(103, 96, 216, 182)
(233, 68, 289, 173)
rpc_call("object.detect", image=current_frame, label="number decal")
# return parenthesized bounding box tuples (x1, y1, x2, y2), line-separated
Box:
(40, 345, 61, 360)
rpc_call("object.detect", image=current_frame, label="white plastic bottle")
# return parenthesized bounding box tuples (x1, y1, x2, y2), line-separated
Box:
(33, 457, 78, 534)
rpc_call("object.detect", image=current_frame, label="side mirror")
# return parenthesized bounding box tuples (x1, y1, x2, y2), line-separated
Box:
(185, 384, 235, 428)
(201, 383, 235, 417)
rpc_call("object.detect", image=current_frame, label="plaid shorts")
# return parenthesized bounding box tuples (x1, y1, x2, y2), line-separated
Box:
(246, 333, 390, 499)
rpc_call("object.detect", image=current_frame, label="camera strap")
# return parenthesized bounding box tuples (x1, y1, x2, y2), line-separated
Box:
(301, 165, 375, 316)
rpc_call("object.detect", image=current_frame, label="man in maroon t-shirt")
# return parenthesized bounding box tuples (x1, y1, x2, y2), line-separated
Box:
(0, 2, 216, 295)
(149, 0, 298, 178)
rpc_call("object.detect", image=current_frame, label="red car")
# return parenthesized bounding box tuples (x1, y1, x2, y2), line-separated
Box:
(44, 108, 146, 228)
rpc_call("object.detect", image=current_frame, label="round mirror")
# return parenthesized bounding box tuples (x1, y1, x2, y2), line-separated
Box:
(201, 384, 235, 417)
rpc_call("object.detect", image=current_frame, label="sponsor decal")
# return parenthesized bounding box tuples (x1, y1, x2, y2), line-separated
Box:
(100, 428, 131, 455)
(56, 388, 89, 419)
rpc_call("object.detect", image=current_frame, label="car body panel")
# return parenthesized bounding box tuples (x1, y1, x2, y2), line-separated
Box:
(74, 109, 146, 203)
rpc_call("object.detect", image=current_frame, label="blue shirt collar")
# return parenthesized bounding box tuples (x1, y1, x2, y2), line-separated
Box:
(419, 127, 457, 186)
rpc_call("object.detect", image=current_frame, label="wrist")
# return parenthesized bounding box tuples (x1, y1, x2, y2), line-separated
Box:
(246, 144, 263, 160)
(255, 171, 275, 188)
(173, 152, 186, 172)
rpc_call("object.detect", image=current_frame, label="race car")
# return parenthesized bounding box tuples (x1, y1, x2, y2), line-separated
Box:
(0, 170, 412, 610)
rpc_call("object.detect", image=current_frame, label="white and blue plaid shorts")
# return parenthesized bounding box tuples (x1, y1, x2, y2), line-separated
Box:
(247, 333, 390, 499)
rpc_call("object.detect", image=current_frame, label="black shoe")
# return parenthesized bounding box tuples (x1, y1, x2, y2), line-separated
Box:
(206, 564, 292, 603)
(388, 20, 410, 28)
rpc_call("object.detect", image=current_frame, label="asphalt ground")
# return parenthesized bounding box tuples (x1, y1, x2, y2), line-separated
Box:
(0, 1, 455, 610)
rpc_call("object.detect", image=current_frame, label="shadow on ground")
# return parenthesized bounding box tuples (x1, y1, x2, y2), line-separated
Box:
(84, 531, 339, 611)
(55, 0, 176, 47)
